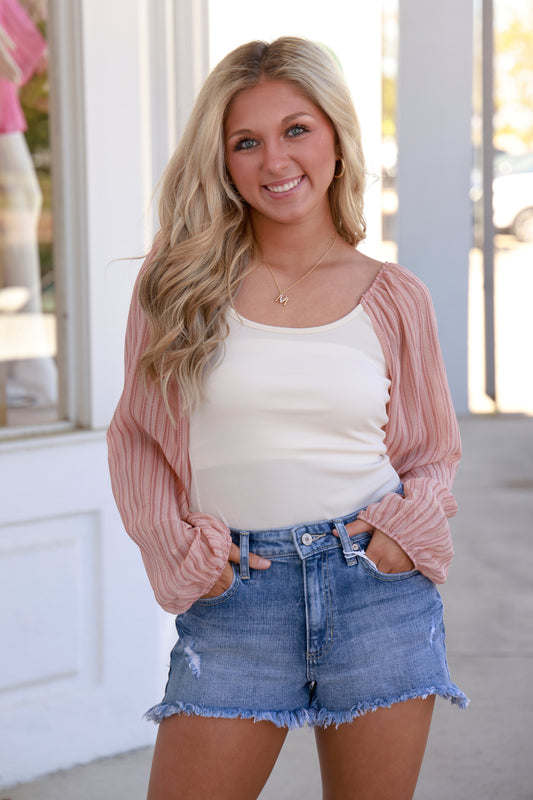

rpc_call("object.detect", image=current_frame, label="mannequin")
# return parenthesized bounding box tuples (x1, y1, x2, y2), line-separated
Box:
(0, 0, 56, 413)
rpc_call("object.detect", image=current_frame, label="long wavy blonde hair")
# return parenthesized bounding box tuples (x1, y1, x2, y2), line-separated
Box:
(138, 36, 367, 415)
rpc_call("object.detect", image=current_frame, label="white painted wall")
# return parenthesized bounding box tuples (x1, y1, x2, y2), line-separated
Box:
(0, 433, 158, 786)
(396, 0, 473, 414)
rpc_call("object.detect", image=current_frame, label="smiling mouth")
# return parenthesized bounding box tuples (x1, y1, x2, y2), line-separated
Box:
(264, 176, 304, 194)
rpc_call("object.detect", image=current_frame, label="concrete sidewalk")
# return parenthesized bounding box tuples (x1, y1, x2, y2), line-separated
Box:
(3, 415, 533, 799)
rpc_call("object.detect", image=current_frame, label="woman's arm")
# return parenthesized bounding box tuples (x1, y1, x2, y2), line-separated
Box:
(107, 262, 232, 614)
(359, 264, 461, 583)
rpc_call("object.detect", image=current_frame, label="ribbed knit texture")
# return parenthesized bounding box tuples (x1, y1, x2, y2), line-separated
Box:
(358, 264, 461, 582)
(107, 261, 461, 614)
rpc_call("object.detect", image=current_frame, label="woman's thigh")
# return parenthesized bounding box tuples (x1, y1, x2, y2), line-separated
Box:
(314, 696, 435, 800)
(147, 714, 288, 800)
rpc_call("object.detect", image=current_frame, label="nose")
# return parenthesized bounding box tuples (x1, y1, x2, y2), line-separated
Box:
(262, 139, 291, 175)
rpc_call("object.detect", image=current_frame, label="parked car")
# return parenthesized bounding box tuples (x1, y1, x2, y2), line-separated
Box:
(492, 153, 533, 242)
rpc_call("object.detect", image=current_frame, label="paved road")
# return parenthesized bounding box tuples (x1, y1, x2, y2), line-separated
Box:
(469, 237, 533, 415)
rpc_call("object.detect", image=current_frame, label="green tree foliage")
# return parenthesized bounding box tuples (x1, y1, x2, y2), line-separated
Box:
(19, 20, 49, 155)
(495, 10, 533, 148)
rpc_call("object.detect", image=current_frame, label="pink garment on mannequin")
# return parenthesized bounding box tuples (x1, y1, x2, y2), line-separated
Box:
(0, 0, 56, 409)
(0, 0, 46, 134)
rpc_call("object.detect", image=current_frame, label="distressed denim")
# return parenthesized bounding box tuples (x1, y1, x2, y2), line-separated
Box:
(146, 491, 469, 728)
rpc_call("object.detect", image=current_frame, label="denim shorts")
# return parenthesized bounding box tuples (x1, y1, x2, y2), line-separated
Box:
(146, 494, 469, 728)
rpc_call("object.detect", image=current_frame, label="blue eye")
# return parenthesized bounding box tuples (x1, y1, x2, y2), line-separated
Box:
(287, 124, 309, 137)
(233, 137, 257, 151)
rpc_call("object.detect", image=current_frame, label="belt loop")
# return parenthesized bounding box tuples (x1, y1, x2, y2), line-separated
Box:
(333, 519, 358, 567)
(239, 532, 250, 580)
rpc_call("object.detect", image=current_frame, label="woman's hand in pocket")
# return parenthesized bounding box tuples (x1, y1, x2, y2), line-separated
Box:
(200, 543, 271, 599)
(365, 529, 414, 573)
(340, 520, 414, 574)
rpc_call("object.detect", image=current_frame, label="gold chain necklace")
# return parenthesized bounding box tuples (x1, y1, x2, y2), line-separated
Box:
(263, 234, 337, 306)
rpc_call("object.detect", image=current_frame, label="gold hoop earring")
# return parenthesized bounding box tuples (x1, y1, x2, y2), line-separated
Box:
(334, 157, 345, 179)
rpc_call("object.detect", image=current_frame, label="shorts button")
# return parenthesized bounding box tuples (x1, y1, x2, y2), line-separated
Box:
(352, 542, 360, 551)
(301, 533, 313, 546)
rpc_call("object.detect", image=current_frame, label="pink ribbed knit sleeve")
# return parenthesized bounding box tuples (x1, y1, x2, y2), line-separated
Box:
(107, 265, 232, 614)
(358, 263, 461, 583)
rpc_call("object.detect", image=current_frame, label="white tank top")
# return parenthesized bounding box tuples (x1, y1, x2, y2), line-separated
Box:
(188, 305, 400, 529)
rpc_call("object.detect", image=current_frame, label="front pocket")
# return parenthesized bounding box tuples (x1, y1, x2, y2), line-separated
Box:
(349, 532, 419, 582)
(360, 558, 419, 582)
(194, 563, 242, 606)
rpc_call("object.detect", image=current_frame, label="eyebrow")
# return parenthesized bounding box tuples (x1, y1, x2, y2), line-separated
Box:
(226, 111, 314, 141)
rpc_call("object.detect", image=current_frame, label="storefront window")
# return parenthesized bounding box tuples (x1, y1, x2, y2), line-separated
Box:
(0, 0, 58, 428)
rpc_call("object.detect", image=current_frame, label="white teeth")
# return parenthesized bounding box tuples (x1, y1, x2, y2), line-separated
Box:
(266, 177, 302, 193)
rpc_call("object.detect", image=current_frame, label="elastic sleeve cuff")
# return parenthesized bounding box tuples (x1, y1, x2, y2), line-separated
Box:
(357, 486, 455, 583)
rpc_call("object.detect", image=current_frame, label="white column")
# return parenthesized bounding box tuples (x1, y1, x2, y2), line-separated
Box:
(81, 0, 210, 429)
(396, 0, 473, 414)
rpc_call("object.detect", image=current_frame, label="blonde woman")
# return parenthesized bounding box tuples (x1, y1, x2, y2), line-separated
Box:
(108, 37, 468, 800)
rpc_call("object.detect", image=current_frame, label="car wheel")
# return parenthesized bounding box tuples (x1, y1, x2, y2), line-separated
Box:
(512, 208, 533, 242)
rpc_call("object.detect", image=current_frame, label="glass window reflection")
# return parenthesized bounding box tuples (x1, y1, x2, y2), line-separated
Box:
(0, 0, 58, 428)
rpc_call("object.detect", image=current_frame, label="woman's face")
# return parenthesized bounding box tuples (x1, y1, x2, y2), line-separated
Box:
(224, 80, 338, 229)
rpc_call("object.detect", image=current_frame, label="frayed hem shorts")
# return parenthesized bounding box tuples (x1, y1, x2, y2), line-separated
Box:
(146, 498, 469, 729)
